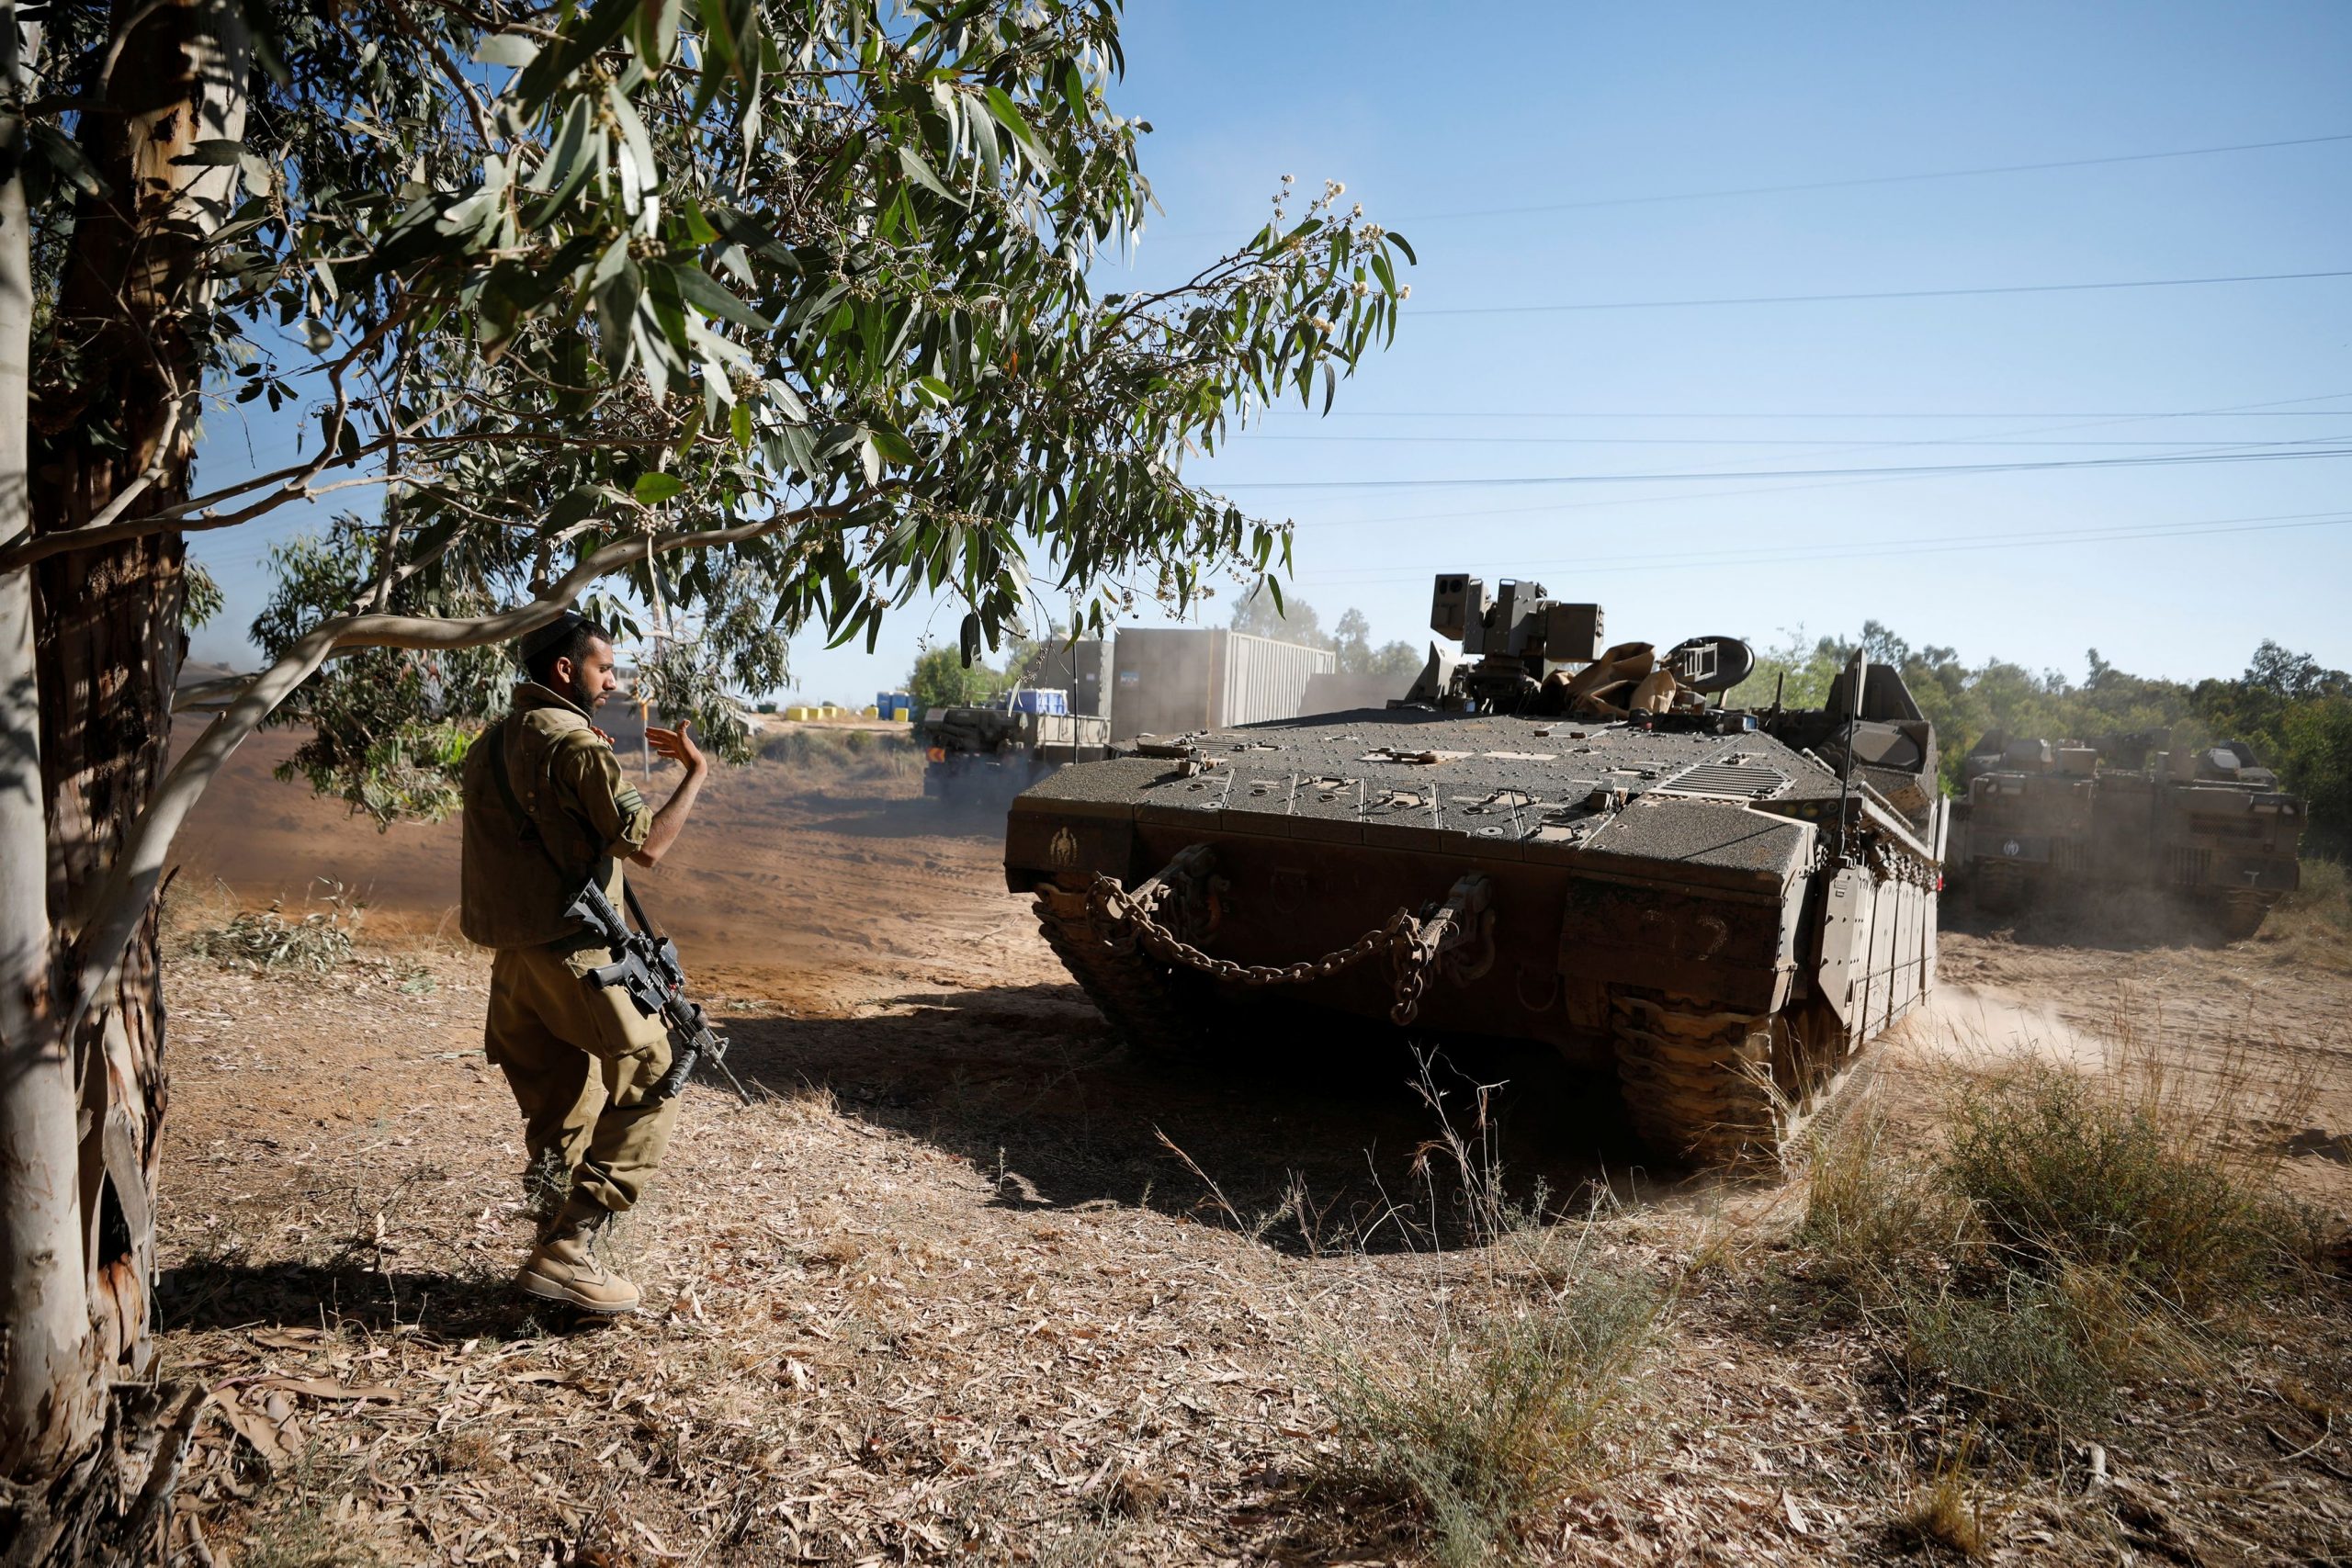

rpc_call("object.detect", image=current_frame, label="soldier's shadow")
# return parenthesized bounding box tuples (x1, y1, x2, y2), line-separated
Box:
(718, 986, 1656, 1257)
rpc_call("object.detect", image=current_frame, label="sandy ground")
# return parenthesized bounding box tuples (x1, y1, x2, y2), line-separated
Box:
(146, 734, 2352, 1563)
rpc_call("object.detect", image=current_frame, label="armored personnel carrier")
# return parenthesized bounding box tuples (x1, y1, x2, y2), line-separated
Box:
(1953, 729, 2302, 934)
(923, 692, 1111, 801)
(1004, 575, 1947, 1169)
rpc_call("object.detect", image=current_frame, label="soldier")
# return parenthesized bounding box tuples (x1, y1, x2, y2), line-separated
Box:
(459, 611, 709, 1314)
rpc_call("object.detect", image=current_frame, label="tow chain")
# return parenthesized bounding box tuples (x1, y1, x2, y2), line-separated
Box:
(1080, 859, 1494, 1027)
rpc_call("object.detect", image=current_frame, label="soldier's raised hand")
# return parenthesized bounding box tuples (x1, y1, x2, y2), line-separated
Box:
(646, 717, 707, 774)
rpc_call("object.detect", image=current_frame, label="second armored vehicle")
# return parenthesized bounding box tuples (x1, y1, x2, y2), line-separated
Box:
(1953, 729, 2303, 935)
(1004, 575, 1947, 1169)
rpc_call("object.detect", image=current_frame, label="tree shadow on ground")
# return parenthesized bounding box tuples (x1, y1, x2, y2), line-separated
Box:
(720, 983, 1664, 1256)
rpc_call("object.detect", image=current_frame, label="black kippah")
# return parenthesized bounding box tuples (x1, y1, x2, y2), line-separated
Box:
(516, 610, 588, 664)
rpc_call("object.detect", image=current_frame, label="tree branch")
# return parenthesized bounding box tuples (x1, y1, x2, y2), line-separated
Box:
(63, 491, 879, 1030)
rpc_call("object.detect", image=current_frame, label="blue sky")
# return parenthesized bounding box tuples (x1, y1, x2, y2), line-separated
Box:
(189, 0, 2352, 703)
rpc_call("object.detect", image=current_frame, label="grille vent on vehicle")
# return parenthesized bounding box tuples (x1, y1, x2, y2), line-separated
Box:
(1658, 757, 1792, 800)
(2169, 846, 2212, 886)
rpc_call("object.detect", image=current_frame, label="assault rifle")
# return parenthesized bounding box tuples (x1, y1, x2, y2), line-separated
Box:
(560, 879, 751, 1105)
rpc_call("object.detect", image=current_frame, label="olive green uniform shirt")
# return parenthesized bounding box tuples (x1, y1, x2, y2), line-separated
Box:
(459, 682, 654, 950)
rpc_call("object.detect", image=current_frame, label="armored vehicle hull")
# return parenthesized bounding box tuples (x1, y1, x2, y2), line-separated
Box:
(1952, 732, 2302, 935)
(1006, 703, 1943, 1168)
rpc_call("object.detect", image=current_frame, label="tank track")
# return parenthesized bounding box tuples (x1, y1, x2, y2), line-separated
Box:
(1971, 860, 2028, 916)
(1611, 991, 1863, 1171)
(1031, 884, 1214, 1056)
(2211, 887, 2275, 942)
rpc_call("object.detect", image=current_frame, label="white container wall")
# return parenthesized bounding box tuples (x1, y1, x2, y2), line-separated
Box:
(1215, 630, 1334, 729)
(1109, 629, 1333, 739)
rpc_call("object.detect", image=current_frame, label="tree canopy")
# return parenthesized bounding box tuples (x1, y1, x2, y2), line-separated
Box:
(21, 0, 1412, 813)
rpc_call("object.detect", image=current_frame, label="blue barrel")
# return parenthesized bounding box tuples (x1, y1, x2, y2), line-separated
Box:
(1010, 688, 1069, 716)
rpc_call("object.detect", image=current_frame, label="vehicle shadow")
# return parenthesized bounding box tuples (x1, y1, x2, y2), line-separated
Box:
(719, 985, 1659, 1256)
(1940, 888, 2243, 953)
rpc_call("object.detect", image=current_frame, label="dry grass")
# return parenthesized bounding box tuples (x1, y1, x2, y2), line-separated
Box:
(1795, 1003, 2325, 1461)
(2257, 856, 2352, 972)
(1317, 1270, 1659, 1565)
(1894, 1449, 1988, 1559)
(143, 891, 2352, 1564)
(756, 721, 918, 780)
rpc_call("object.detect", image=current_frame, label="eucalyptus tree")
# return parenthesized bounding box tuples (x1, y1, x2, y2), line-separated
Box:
(0, 0, 1409, 1553)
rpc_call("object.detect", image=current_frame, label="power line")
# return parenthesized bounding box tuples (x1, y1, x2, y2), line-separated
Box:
(1295, 510, 2352, 586)
(1414, 268, 2352, 317)
(1388, 131, 2352, 223)
(1232, 434, 2337, 449)
(1260, 409, 2352, 421)
(1213, 445, 2352, 491)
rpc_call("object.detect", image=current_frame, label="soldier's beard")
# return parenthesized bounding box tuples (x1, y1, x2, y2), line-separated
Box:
(570, 673, 604, 711)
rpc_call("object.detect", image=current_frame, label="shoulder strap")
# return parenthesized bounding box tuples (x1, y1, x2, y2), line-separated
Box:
(485, 717, 581, 882)
(484, 716, 641, 937)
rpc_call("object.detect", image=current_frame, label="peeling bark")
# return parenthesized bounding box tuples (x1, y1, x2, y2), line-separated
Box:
(1, 0, 245, 1557)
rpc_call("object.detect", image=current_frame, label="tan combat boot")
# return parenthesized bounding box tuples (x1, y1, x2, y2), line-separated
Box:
(515, 1194, 639, 1315)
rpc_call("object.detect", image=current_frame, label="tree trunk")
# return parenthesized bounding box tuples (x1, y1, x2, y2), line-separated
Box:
(1, 0, 247, 1558)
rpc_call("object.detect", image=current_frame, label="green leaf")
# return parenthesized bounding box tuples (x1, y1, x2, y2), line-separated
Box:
(666, 262, 775, 332)
(633, 472, 685, 504)
(1060, 62, 1088, 120)
(170, 140, 246, 167)
(730, 404, 754, 448)
(982, 86, 1040, 150)
(607, 83, 659, 189)
(1388, 232, 1418, 265)
(896, 143, 963, 205)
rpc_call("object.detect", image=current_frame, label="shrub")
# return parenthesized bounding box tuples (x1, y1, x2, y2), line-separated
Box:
(1943, 1066, 2295, 1310)
(1320, 1271, 1658, 1565)
(1897, 1262, 2195, 1431)
(187, 881, 366, 975)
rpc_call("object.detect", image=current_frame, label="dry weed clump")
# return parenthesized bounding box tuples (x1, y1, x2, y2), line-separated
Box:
(2258, 856, 2352, 972)
(182, 878, 368, 975)
(1319, 1274, 1659, 1568)
(1894, 1449, 1988, 1559)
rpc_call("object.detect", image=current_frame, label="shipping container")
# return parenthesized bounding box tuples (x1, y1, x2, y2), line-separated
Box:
(1108, 628, 1335, 739)
(1026, 638, 1113, 716)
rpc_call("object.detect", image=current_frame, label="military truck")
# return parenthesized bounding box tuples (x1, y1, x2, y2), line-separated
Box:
(1004, 574, 1946, 1170)
(1952, 728, 2301, 934)
(923, 691, 1111, 801)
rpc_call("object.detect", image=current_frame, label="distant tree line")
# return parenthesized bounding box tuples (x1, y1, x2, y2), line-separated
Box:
(1727, 626, 2352, 858)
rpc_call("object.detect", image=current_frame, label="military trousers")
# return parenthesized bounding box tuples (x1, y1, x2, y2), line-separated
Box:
(484, 939, 680, 1213)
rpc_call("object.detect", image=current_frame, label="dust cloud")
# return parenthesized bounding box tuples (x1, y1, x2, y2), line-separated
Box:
(1891, 980, 2112, 1072)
